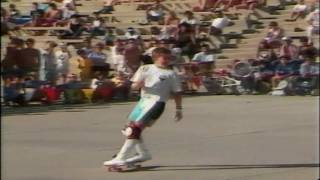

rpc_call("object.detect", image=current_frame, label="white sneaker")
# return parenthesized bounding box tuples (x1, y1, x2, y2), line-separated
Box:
(103, 139, 137, 166)
(125, 140, 152, 164)
(103, 158, 126, 166)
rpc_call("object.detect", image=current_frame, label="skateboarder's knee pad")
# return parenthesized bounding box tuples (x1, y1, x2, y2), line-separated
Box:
(124, 124, 141, 139)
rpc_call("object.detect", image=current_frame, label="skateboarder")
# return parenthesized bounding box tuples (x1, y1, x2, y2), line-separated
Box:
(103, 47, 183, 167)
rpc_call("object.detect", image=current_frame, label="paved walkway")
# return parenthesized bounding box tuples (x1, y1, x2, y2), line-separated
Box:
(2, 95, 319, 180)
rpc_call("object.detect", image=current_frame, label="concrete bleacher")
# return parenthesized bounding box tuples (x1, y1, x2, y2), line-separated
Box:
(2, 0, 319, 68)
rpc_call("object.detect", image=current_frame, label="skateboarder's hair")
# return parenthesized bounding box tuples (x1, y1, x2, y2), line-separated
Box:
(152, 47, 171, 58)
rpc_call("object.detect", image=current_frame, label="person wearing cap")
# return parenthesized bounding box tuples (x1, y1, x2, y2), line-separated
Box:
(306, 8, 319, 43)
(279, 36, 299, 60)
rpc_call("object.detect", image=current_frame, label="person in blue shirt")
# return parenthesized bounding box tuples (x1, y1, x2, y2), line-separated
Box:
(271, 56, 293, 88)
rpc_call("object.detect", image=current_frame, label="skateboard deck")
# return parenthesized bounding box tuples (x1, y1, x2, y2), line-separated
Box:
(128, 95, 160, 121)
(105, 163, 142, 172)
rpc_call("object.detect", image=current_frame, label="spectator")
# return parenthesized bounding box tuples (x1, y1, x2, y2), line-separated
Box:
(97, 0, 117, 14)
(123, 39, 142, 75)
(209, 11, 232, 44)
(286, 0, 308, 21)
(30, 2, 45, 20)
(88, 12, 106, 37)
(257, 21, 285, 56)
(8, 4, 20, 18)
(111, 71, 130, 100)
(75, 49, 92, 81)
(180, 11, 200, 31)
(3, 76, 26, 106)
(305, 8, 319, 44)
(192, 44, 216, 75)
(165, 11, 180, 26)
(61, 3, 76, 20)
(43, 3, 62, 25)
(61, 14, 84, 38)
(279, 36, 299, 60)
(105, 29, 116, 46)
(193, 0, 216, 11)
(124, 27, 141, 40)
(62, 0, 75, 10)
(40, 41, 58, 83)
(298, 37, 318, 59)
(55, 43, 71, 77)
(87, 42, 110, 77)
(146, 0, 166, 24)
(20, 38, 41, 77)
(271, 56, 294, 88)
(176, 23, 196, 59)
(192, 44, 216, 63)
(2, 37, 24, 78)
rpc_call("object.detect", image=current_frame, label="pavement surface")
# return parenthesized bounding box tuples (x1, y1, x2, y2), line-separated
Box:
(2, 95, 319, 180)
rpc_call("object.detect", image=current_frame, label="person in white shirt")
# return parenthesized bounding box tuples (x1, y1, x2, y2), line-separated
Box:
(288, 0, 308, 21)
(103, 47, 183, 167)
(192, 44, 216, 75)
(124, 27, 141, 40)
(209, 11, 231, 44)
(306, 8, 319, 43)
(192, 44, 216, 63)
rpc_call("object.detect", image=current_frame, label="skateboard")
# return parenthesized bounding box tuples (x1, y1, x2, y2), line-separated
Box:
(105, 163, 142, 172)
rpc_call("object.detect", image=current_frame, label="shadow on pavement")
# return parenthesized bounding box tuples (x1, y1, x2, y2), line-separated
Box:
(124, 163, 320, 172)
(1, 100, 136, 117)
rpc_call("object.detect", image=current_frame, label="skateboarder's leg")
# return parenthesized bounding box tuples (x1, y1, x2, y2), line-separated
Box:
(104, 123, 142, 166)
(126, 136, 152, 164)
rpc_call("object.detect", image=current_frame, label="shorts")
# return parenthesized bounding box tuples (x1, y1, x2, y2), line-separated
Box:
(130, 101, 165, 127)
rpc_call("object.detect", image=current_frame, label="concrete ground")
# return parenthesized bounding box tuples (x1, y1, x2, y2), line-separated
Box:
(2, 95, 319, 180)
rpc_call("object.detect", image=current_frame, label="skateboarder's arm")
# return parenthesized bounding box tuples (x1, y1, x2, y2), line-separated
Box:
(173, 93, 183, 122)
(131, 80, 144, 90)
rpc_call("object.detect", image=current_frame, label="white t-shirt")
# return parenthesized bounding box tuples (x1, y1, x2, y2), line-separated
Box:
(192, 52, 216, 62)
(131, 64, 182, 102)
(180, 18, 199, 26)
(211, 17, 231, 30)
(292, 4, 307, 12)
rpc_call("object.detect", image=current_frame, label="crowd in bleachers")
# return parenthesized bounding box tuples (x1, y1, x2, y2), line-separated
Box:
(1, 0, 319, 106)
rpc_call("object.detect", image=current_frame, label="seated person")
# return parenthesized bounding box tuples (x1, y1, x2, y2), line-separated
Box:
(286, 0, 308, 21)
(209, 11, 232, 44)
(192, 44, 216, 75)
(146, 0, 166, 24)
(257, 21, 285, 56)
(3, 76, 25, 106)
(279, 36, 299, 60)
(271, 56, 294, 88)
(298, 37, 318, 59)
(124, 27, 141, 40)
(97, 0, 117, 14)
(306, 8, 319, 44)
(111, 71, 130, 100)
(42, 3, 62, 25)
(192, 44, 216, 63)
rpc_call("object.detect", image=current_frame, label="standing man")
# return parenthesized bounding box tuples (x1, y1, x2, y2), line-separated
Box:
(103, 47, 183, 166)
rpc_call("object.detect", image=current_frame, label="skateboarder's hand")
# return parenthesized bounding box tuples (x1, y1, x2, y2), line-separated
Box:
(175, 109, 183, 122)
